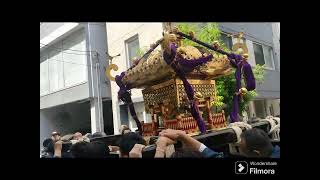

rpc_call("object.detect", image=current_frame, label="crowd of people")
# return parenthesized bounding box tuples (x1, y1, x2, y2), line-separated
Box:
(40, 125, 280, 158)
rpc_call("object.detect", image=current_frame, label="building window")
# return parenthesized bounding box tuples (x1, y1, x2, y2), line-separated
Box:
(120, 104, 129, 127)
(253, 100, 267, 118)
(253, 42, 275, 69)
(125, 35, 140, 68)
(263, 45, 275, 69)
(40, 28, 87, 96)
(253, 43, 265, 66)
(48, 45, 64, 92)
(40, 58, 49, 96)
(145, 112, 153, 123)
(62, 29, 87, 87)
(220, 33, 233, 50)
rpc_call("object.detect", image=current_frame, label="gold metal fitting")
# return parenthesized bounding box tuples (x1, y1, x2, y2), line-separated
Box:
(242, 53, 249, 60)
(212, 41, 220, 49)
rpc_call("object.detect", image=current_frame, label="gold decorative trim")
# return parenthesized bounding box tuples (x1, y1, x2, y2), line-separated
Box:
(105, 64, 119, 81)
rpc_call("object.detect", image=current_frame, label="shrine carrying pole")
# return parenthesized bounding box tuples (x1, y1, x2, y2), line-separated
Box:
(174, 30, 230, 56)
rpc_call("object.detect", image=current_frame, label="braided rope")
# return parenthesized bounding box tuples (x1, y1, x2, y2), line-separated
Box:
(227, 122, 252, 155)
(228, 122, 252, 143)
(265, 116, 280, 140)
(261, 116, 277, 133)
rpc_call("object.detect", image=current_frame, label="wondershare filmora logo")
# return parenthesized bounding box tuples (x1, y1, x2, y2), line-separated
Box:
(235, 161, 277, 175)
(235, 161, 248, 174)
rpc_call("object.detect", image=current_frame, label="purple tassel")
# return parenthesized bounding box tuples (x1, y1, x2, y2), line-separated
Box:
(242, 62, 256, 91)
(229, 53, 256, 123)
(115, 72, 142, 135)
(176, 54, 213, 73)
(163, 43, 207, 133)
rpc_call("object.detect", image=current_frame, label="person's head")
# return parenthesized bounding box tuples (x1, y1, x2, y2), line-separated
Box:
(87, 141, 110, 158)
(73, 132, 83, 140)
(51, 131, 61, 142)
(43, 138, 53, 148)
(92, 132, 107, 138)
(70, 141, 110, 158)
(119, 132, 146, 157)
(70, 141, 90, 158)
(119, 125, 131, 135)
(239, 128, 273, 157)
(43, 138, 54, 154)
(170, 149, 204, 158)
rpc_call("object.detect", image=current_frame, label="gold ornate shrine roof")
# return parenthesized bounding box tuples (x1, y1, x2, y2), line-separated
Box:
(122, 46, 232, 89)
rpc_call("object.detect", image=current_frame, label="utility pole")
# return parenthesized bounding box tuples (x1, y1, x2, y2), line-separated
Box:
(87, 23, 105, 134)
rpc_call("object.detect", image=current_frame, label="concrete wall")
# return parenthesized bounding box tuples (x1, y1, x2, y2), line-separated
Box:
(219, 23, 274, 45)
(40, 23, 80, 51)
(272, 23, 280, 71)
(40, 101, 91, 149)
(106, 23, 164, 134)
(256, 69, 280, 99)
(40, 23, 64, 40)
(40, 82, 89, 109)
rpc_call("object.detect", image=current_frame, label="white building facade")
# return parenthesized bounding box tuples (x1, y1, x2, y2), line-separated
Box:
(40, 23, 113, 149)
(106, 23, 164, 132)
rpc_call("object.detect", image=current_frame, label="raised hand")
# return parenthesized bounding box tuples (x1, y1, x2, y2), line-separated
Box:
(129, 144, 146, 158)
(159, 129, 186, 141)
